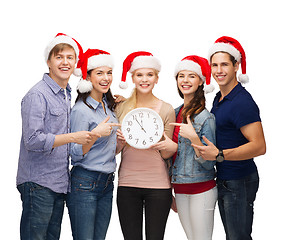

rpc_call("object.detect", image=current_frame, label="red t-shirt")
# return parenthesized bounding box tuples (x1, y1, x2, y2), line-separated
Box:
(172, 107, 216, 194)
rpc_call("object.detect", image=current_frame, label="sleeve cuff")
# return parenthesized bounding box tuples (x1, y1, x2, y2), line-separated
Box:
(44, 133, 56, 153)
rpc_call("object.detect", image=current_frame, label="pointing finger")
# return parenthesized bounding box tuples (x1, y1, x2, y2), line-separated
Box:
(170, 123, 184, 127)
(108, 123, 122, 127)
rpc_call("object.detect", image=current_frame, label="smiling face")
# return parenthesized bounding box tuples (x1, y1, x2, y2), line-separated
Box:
(47, 46, 76, 87)
(210, 52, 239, 90)
(87, 66, 113, 100)
(132, 68, 159, 95)
(177, 70, 203, 98)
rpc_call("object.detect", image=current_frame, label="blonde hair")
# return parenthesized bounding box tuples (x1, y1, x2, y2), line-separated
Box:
(116, 69, 159, 122)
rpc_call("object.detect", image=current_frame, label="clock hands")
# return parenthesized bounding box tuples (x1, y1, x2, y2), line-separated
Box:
(135, 118, 146, 133)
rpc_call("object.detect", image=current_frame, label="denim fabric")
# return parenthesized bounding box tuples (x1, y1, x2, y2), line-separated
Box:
(17, 182, 65, 240)
(171, 106, 216, 184)
(217, 171, 259, 240)
(66, 166, 114, 240)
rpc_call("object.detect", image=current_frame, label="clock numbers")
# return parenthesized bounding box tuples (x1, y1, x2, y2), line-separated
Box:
(122, 108, 164, 149)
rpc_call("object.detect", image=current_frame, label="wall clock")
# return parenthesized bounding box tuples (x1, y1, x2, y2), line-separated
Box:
(121, 107, 164, 149)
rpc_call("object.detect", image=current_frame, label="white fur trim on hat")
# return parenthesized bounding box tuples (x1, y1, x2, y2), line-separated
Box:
(174, 60, 206, 82)
(77, 79, 93, 93)
(208, 42, 241, 63)
(44, 35, 79, 62)
(129, 56, 161, 73)
(87, 54, 114, 71)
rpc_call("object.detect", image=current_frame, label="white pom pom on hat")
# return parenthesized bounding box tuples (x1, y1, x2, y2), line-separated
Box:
(76, 80, 93, 93)
(120, 51, 161, 89)
(208, 36, 249, 83)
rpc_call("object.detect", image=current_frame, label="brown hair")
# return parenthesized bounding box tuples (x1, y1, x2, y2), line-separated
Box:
(175, 73, 205, 123)
(210, 51, 237, 66)
(75, 70, 117, 111)
(47, 43, 76, 60)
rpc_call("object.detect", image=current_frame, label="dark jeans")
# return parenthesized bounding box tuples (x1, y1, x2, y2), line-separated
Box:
(66, 166, 114, 240)
(217, 171, 259, 240)
(17, 182, 65, 240)
(117, 186, 172, 240)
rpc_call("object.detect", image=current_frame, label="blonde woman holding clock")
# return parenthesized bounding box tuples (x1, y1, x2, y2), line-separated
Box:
(116, 51, 176, 240)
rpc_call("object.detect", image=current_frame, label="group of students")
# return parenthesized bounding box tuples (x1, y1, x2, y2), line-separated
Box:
(16, 33, 266, 240)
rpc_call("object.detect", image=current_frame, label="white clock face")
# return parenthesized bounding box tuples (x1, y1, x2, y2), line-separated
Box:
(121, 107, 164, 149)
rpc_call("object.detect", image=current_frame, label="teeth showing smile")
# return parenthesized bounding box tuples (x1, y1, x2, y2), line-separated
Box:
(60, 67, 70, 71)
(216, 75, 226, 80)
(100, 82, 109, 86)
(181, 84, 192, 89)
(140, 84, 149, 87)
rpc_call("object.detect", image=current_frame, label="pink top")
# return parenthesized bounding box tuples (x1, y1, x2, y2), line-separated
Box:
(118, 100, 175, 189)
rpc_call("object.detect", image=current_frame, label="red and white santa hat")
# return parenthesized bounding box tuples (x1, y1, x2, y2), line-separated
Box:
(119, 51, 161, 89)
(75, 49, 114, 93)
(174, 55, 214, 93)
(44, 33, 83, 63)
(208, 36, 249, 83)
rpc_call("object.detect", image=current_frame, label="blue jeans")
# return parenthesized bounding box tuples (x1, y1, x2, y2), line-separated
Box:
(217, 171, 259, 240)
(66, 166, 114, 240)
(17, 182, 65, 240)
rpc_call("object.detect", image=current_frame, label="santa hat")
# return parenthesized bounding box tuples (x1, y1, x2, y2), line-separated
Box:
(119, 51, 161, 89)
(44, 33, 83, 63)
(208, 36, 249, 83)
(76, 49, 114, 93)
(174, 55, 214, 93)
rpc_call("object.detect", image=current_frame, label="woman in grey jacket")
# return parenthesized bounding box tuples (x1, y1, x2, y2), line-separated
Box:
(154, 55, 217, 240)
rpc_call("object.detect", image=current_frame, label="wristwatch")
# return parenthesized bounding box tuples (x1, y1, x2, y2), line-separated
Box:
(216, 150, 225, 162)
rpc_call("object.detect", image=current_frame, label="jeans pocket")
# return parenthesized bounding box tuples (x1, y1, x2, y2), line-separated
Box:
(221, 180, 240, 193)
(72, 176, 95, 192)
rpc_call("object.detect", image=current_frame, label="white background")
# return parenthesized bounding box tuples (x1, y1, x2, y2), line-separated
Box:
(1, 0, 280, 239)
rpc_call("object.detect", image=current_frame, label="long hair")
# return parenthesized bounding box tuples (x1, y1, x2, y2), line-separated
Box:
(176, 73, 206, 123)
(116, 69, 159, 122)
(75, 70, 116, 111)
(116, 88, 137, 122)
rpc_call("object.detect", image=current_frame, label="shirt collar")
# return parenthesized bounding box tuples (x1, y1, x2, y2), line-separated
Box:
(215, 82, 244, 102)
(43, 73, 72, 94)
(86, 95, 108, 110)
